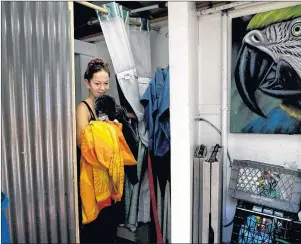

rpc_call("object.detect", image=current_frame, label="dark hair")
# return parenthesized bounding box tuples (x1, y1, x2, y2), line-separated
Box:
(84, 58, 110, 81)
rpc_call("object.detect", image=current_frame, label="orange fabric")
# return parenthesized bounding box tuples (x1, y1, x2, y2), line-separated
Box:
(80, 120, 136, 224)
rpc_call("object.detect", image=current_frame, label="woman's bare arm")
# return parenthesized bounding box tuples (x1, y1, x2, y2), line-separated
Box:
(76, 103, 90, 146)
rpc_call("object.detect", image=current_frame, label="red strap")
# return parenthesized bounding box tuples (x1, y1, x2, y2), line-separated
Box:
(147, 152, 164, 244)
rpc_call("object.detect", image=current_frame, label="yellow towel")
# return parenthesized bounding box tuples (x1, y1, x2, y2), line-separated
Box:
(80, 120, 136, 224)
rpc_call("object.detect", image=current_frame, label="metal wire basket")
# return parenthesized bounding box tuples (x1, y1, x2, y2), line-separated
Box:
(231, 201, 301, 244)
(228, 160, 301, 213)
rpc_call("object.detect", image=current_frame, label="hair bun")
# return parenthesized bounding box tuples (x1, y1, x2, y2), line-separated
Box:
(84, 57, 110, 80)
(88, 58, 109, 68)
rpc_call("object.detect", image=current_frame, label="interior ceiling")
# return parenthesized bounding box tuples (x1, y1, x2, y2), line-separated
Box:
(74, 1, 231, 40)
(74, 1, 168, 40)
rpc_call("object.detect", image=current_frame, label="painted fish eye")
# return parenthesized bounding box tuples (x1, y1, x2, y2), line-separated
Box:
(291, 22, 301, 37)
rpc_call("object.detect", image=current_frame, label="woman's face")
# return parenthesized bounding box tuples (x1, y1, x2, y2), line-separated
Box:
(86, 70, 110, 98)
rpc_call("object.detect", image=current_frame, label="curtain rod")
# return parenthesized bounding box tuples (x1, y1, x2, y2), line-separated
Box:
(75, 1, 108, 14)
(88, 16, 168, 25)
(87, 18, 162, 32)
(88, 19, 161, 32)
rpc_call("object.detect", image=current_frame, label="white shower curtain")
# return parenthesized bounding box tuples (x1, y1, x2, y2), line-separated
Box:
(128, 19, 152, 97)
(96, 2, 152, 231)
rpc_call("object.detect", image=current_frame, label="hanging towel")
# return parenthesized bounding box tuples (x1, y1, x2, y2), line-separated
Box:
(80, 120, 137, 224)
(95, 95, 139, 185)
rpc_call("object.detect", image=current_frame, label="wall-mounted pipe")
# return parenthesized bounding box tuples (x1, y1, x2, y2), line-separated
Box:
(196, 1, 271, 16)
(221, 10, 229, 239)
(130, 2, 168, 14)
(197, 1, 252, 16)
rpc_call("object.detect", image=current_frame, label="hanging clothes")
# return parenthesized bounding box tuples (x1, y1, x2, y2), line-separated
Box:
(140, 67, 171, 243)
(122, 140, 148, 232)
(141, 67, 170, 157)
(95, 95, 150, 232)
(140, 67, 171, 195)
(137, 153, 151, 224)
(95, 95, 139, 186)
(79, 120, 137, 224)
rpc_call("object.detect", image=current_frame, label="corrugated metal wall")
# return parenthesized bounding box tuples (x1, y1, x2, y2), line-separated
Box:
(1, 2, 76, 243)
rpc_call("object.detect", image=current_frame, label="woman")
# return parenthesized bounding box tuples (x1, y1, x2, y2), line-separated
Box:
(76, 58, 122, 243)
(76, 58, 110, 143)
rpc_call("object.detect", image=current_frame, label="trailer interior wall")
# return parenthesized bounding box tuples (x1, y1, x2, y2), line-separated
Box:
(197, 1, 301, 242)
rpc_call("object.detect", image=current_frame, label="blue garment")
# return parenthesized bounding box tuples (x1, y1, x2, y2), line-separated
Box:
(141, 67, 170, 157)
(242, 105, 301, 134)
(238, 226, 272, 244)
(1, 192, 11, 244)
